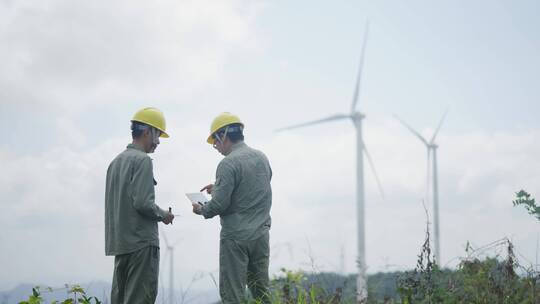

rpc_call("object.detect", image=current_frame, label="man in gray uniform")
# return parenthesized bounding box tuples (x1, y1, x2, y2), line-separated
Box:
(105, 107, 175, 304)
(192, 112, 272, 304)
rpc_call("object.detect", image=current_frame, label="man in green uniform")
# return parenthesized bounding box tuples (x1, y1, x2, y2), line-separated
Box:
(192, 112, 272, 304)
(105, 107, 175, 304)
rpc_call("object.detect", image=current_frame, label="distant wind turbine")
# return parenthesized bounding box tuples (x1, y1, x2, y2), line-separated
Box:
(394, 110, 448, 265)
(277, 22, 383, 303)
(161, 230, 181, 304)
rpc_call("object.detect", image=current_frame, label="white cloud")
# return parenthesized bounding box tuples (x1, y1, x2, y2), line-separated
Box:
(0, 0, 263, 112)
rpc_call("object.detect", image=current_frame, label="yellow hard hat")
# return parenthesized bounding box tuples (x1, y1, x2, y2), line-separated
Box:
(207, 112, 243, 144)
(131, 107, 169, 138)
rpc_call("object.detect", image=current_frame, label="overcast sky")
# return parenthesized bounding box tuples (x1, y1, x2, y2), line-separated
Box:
(1, 0, 540, 298)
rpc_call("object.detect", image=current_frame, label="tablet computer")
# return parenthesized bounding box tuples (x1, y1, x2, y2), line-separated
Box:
(185, 192, 209, 205)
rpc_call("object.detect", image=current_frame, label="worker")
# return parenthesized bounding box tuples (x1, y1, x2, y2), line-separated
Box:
(192, 112, 273, 304)
(105, 107, 175, 304)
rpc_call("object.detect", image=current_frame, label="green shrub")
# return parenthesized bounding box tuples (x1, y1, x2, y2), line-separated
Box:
(18, 285, 101, 304)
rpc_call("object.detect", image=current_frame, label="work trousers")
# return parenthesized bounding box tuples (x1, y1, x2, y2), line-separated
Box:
(219, 232, 270, 304)
(111, 246, 160, 304)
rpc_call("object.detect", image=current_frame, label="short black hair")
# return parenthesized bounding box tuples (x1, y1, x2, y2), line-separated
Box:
(216, 123, 244, 143)
(131, 121, 148, 139)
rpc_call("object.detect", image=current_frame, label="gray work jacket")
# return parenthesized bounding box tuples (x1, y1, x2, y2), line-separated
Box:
(202, 142, 272, 241)
(105, 143, 166, 256)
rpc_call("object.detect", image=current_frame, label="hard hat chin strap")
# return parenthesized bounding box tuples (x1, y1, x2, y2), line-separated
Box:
(214, 126, 229, 146)
(150, 127, 160, 145)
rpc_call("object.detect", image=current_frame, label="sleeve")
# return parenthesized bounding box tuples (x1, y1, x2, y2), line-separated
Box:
(201, 160, 236, 219)
(131, 157, 167, 221)
(267, 155, 272, 181)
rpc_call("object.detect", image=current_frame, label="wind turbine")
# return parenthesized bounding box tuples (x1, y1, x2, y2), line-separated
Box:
(276, 22, 383, 303)
(394, 110, 448, 265)
(161, 230, 181, 304)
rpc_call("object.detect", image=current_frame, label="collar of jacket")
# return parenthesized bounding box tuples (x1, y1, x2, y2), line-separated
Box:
(127, 143, 146, 153)
(231, 141, 246, 152)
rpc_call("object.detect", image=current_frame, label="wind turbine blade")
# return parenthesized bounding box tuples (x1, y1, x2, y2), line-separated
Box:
(275, 114, 350, 132)
(429, 109, 449, 144)
(363, 142, 385, 200)
(393, 114, 429, 146)
(350, 21, 370, 113)
(161, 229, 170, 247)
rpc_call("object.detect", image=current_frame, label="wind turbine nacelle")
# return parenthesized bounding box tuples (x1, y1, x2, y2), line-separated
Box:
(351, 112, 365, 120)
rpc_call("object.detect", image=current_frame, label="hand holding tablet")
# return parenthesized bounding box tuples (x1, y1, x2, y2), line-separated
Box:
(185, 192, 209, 206)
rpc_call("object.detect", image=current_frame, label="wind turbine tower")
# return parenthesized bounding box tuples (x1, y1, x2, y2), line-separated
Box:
(394, 111, 447, 265)
(162, 231, 176, 304)
(277, 22, 383, 303)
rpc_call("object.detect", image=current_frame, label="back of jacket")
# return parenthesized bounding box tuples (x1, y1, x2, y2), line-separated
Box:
(202, 142, 272, 241)
(105, 144, 165, 256)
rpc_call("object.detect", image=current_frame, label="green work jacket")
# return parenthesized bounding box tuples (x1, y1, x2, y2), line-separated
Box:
(202, 142, 272, 241)
(105, 143, 166, 256)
